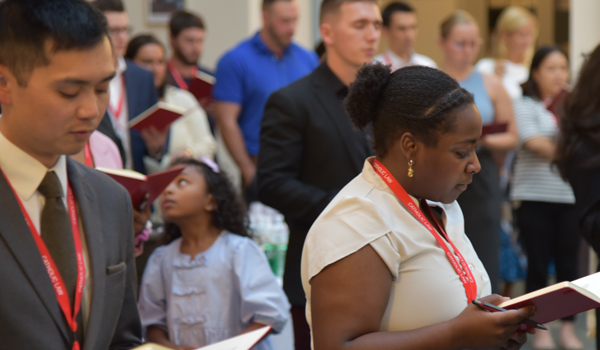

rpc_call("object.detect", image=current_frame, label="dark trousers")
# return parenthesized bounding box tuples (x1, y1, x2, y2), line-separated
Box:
(291, 305, 311, 350)
(515, 201, 580, 321)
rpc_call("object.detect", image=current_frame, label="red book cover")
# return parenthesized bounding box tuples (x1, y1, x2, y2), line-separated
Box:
(481, 123, 508, 137)
(188, 70, 216, 102)
(500, 272, 600, 324)
(97, 166, 185, 209)
(128, 102, 186, 132)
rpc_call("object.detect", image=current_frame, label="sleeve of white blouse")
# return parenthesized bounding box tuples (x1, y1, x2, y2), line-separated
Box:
(137, 247, 169, 333)
(513, 98, 542, 147)
(233, 238, 290, 334)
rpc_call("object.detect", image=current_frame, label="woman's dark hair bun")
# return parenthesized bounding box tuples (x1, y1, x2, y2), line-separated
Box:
(345, 63, 392, 130)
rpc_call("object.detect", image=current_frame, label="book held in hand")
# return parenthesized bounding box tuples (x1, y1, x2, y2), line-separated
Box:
(481, 123, 508, 137)
(500, 271, 600, 324)
(132, 325, 272, 350)
(97, 166, 185, 209)
(128, 102, 187, 132)
(189, 70, 216, 102)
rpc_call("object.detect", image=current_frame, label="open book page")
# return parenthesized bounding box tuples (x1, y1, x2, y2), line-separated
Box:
(196, 326, 271, 350)
(572, 271, 600, 297)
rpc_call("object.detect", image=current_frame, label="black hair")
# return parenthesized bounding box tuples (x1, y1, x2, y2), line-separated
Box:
(169, 10, 205, 38)
(382, 1, 415, 28)
(91, 0, 125, 13)
(163, 158, 250, 244)
(345, 63, 474, 158)
(556, 43, 600, 178)
(125, 34, 167, 98)
(522, 46, 567, 100)
(0, 0, 108, 86)
(262, 0, 294, 11)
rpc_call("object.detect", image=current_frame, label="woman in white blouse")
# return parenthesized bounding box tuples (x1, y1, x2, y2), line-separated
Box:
(125, 35, 217, 173)
(301, 63, 535, 350)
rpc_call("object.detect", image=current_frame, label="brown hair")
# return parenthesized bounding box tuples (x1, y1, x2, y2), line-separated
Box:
(319, 0, 377, 24)
(440, 10, 476, 39)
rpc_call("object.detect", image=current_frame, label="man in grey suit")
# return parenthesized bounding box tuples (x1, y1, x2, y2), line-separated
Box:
(0, 0, 142, 349)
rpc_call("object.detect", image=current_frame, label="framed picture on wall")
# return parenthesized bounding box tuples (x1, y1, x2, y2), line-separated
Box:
(146, 0, 185, 24)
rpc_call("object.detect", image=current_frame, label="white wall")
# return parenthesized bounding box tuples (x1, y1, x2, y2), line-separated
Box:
(123, 0, 316, 71)
(569, 0, 600, 81)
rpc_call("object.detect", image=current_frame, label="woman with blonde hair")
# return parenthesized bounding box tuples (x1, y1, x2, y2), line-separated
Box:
(438, 10, 518, 294)
(476, 6, 538, 100)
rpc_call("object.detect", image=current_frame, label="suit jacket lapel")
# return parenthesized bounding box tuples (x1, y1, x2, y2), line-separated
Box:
(66, 159, 106, 350)
(0, 171, 71, 342)
(124, 62, 137, 122)
(311, 63, 369, 173)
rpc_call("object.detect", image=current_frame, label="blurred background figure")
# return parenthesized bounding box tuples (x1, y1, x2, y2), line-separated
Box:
(512, 46, 581, 350)
(125, 34, 216, 173)
(476, 6, 538, 101)
(439, 10, 517, 294)
(213, 0, 318, 201)
(557, 42, 600, 350)
(374, 1, 436, 70)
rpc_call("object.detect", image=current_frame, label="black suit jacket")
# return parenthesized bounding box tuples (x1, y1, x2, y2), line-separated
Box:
(0, 158, 142, 350)
(257, 62, 373, 306)
(97, 59, 158, 174)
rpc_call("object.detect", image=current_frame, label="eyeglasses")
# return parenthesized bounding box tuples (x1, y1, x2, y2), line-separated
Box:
(452, 40, 482, 50)
(108, 26, 132, 36)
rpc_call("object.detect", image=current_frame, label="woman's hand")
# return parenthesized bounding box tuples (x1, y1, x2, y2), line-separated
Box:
(450, 294, 536, 350)
(141, 126, 169, 159)
(133, 205, 151, 234)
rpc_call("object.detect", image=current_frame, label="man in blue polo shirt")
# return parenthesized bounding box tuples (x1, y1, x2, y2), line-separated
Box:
(213, 0, 318, 197)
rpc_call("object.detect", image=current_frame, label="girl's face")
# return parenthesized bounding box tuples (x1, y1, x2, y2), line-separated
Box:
(409, 103, 482, 204)
(532, 51, 569, 99)
(440, 22, 482, 69)
(160, 166, 215, 221)
(133, 43, 167, 89)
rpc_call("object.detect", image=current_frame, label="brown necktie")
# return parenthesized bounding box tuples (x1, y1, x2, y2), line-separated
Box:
(38, 171, 84, 344)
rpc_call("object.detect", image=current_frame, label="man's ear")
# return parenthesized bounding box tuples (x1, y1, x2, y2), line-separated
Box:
(320, 23, 334, 46)
(0, 65, 14, 106)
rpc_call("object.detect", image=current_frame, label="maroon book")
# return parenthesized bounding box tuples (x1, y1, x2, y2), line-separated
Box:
(128, 102, 186, 132)
(188, 70, 216, 102)
(97, 166, 185, 209)
(481, 123, 508, 136)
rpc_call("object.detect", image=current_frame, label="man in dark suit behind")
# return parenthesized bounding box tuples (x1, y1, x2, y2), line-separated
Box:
(0, 1, 142, 349)
(257, 1, 382, 349)
(93, 0, 161, 174)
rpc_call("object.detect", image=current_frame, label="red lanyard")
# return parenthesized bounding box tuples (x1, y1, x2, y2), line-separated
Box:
(168, 59, 197, 91)
(369, 158, 477, 303)
(83, 143, 93, 167)
(108, 75, 125, 120)
(382, 53, 397, 71)
(1, 169, 85, 350)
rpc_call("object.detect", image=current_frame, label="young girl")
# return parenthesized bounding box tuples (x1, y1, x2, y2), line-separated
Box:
(138, 158, 290, 350)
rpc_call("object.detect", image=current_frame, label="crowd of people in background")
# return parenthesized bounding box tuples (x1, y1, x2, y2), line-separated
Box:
(3, 0, 600, 349)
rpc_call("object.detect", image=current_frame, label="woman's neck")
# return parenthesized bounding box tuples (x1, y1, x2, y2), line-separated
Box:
(442, 62, 473, 82)
(177, 215, 221, 258)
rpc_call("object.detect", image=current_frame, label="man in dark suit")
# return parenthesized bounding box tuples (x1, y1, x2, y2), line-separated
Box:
(93, 0, 161, 174)
(257, 1, 381, 349)
(0, 1, 141, 349)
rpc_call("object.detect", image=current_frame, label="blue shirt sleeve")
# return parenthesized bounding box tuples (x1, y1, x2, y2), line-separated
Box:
(233, 238, 290, 333)
(213, 51, 245, 104)
(138, 247, 169, 333)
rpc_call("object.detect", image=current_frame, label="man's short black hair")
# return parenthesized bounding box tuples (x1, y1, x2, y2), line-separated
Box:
(382, 1, 415, 27)
(169, 10, 205, 38)
(0, 0, 109, 87)
(91, 0, 125, 13)
(262, 0, 294, 11)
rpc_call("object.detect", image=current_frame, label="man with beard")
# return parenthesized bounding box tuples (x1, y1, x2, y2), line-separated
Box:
(213, 0, 318, 199)
(166, 11, 212, 96)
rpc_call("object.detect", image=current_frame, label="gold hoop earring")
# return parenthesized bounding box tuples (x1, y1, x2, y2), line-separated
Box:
(408, 160, 414, 178)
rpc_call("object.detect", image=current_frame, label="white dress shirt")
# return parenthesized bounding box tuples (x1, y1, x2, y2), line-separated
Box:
(374, 49, 438, 71)
(0, 131, 92, 330)
(108, 56, 132, 169)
